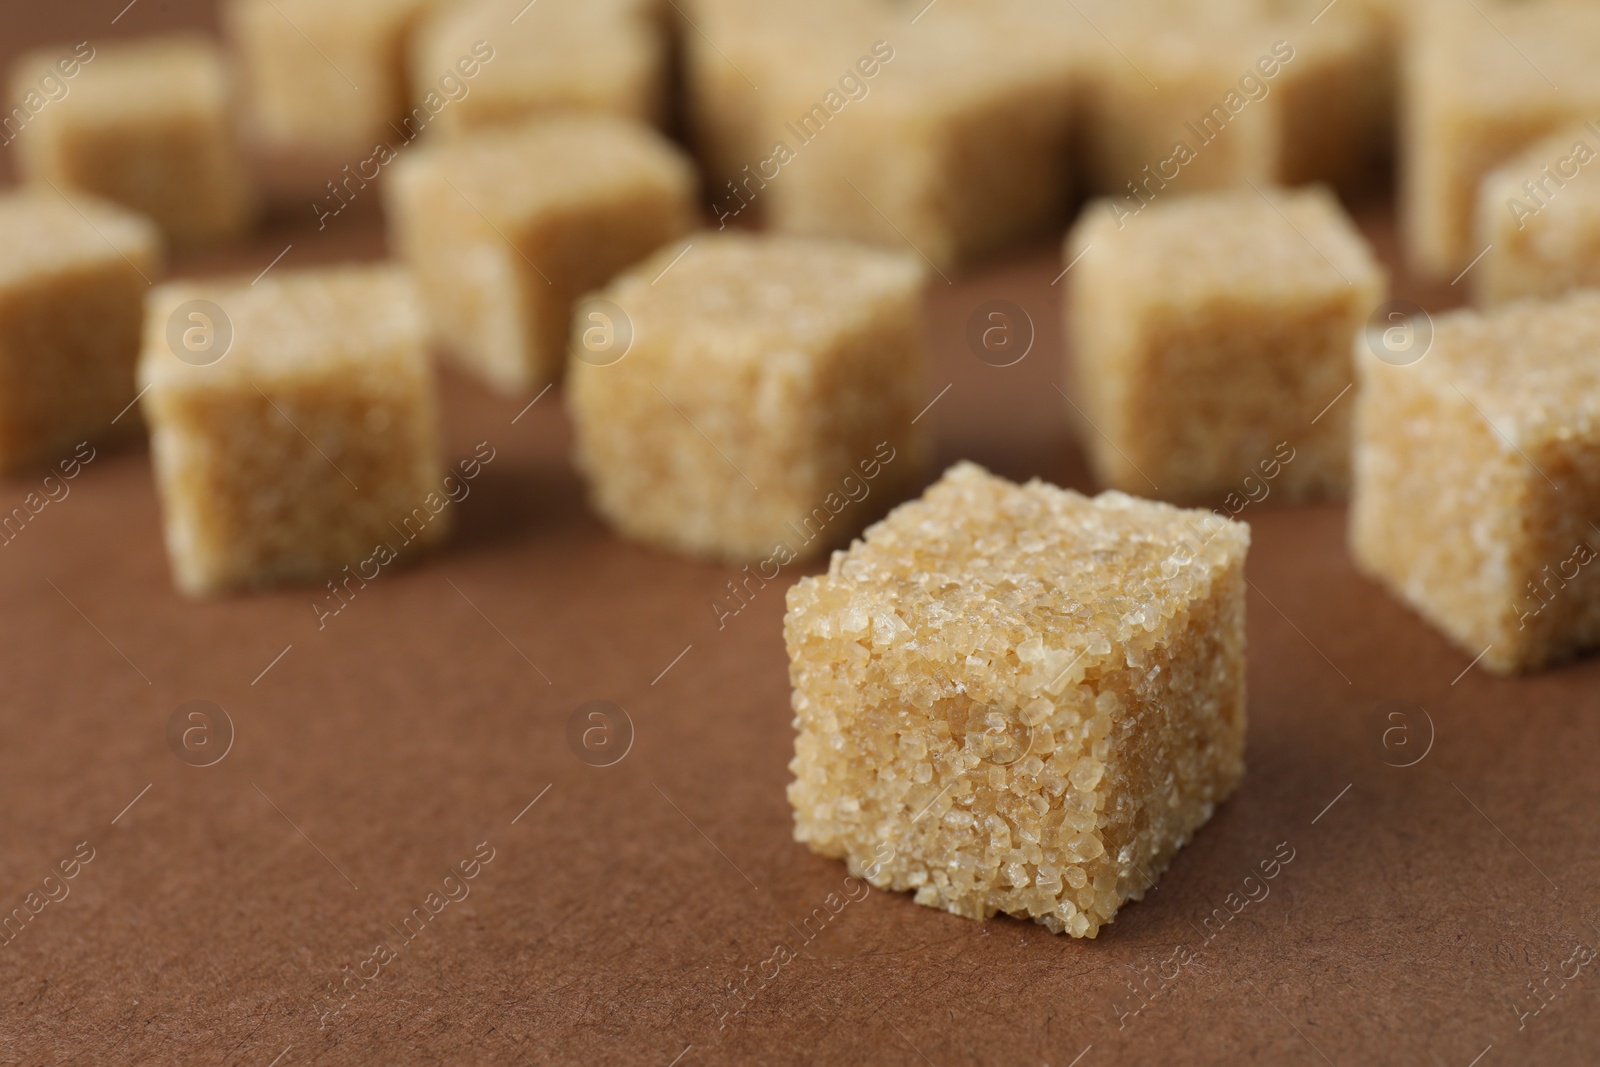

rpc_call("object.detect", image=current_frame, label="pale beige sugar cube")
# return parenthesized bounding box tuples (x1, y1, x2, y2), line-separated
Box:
(1078, 0, 1389, 200)
(1066, 185, 1384, 501)
(409, 0, 665, 136)
(761, 7, 1077, 268)
(786, 462, 1249, 938)
(568, 233, 928, 563)
(8, 35, 255, 246)
(0, 191, 161, 472)
(1402, 0, 1600, 278)
(139, 266, 446, 597)
(682, 0, 885, 215)
(386, 115, 697, 394)
(1474, 123, 1600, 306)
(1078, 2, 1282, 197)
(1261, 0, 1392, 191)
(223, 0, 438, 154)
(1352, 291, 1600, 674)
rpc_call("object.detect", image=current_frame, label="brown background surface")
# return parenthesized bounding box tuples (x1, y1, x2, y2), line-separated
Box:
(4, 3, 1600, 1065)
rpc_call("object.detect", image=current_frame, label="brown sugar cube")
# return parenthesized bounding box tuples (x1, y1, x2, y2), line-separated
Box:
(409, 0, 665, 136)
(0, 190, 161, 472)
(386, 115, 697, 393)
(8, 35, 255, 246)
(1402, 0, 1600, 278)
(222, 0, 437, 154)
(1077, 0, 1389, 200)
(1065, 185, 1385, 501)
(759, 6, 1077, 268)
(1351, 290, 1600, 674)
(681, 0, 888, 217)
(1473, 122, 1600, 306)
(139, 266, 446, 597)
(786, 461, 1250, 938)
(568, 233, 928, 564)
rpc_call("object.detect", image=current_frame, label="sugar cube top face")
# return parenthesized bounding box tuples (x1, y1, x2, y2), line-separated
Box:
(139, 266, 446, 597)
(787, 462, 1249, 937)
(0, 190, 161, 471)
(410, 0, 664, 135)
(1066, 185, 1384, 501)
(1073, 184, 1379, 300)
(1475, 122, 1600, 306)
(591, 233, 923, 356)
(1403, 0, 1600, 277)
(224, 0, 437, 152)
(390, 114, 695, 226)
(385, 115, 697, 393)
(568, 232, 928, 563)
(1352, 290, 1600, 673)
(9, 36, 223, 124)
(0, 190, 159, 294)
(7, 35, 255, 245)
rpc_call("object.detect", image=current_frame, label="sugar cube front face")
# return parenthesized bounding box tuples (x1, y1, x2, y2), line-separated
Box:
(568, 233, 928, 563)
(786, 462, 1250, 938)
(1352, 291, 1600, 674)
(9, 35, 255, 246)
(223, 0, 436, 154)
(1066, 185, 1385, 502)
(1077, 0, 1388, 199)
(386, 115, 697, 394)
(409, 0, 664, 136)
(140, 267, 446, 597)
(761, 7, 1077, 268)
(1474, 123, 1600, 306)
(0, 191, 161, 472)
(1402, 0, 1600, 278)
(682, 0, 883, 213)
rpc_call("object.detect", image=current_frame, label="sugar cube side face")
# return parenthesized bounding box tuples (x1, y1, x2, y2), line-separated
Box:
(1352, 291, 1600, 673)
(786, 462, 1250, 938)
(223, 0, 435, 153)
(1474, 123, 1600, 306)
(409, 0, 665, 137)
(1401, 0, 1600, 278)
(765, 9, 1076, 268)
(682, 0, 882, 217)
(568, 233, 928, 563)
(9, 36, 255, 246)
(1079, 0, 1392, 199)
(1078, 7, 1281, 198)
(1066, 185, 1385, 502)
(139, 267, 446, 597)
(0, 192, 162, 471)
(386, 115, 698, 393)
(1266, 0, 1392, 192)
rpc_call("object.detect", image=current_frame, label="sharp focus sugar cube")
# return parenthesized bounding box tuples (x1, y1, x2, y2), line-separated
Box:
(139, 266, 446, 597)
(568, 233, 928, 563)
(786, 461, 1250, 938)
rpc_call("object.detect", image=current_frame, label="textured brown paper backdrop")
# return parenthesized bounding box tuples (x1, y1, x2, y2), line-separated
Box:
(3, 3, 1599, 1065)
